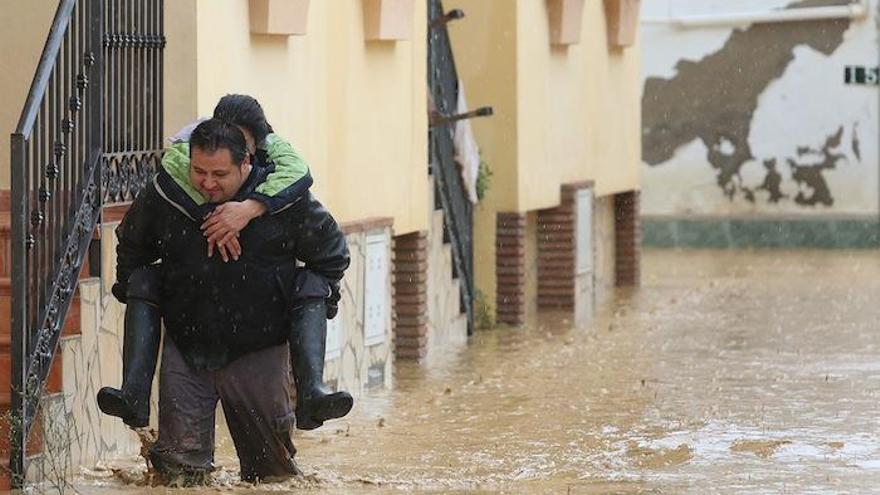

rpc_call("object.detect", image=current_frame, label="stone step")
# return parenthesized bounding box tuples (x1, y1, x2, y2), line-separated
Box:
(0, 333, 67, 476)
(0, 208, 100, 279)
(449, 276, 462, 315)
(0, 278, 82, 338)
(0, 335, 65, 405)
(0, 399, 47, 465)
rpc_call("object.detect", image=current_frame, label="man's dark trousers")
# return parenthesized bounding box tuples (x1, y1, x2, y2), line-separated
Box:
(150, 339, 300, 482)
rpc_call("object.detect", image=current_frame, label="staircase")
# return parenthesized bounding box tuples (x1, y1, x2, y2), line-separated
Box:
(427, 0, 493, 336)
(6, 0, 162, 486)
(0, 205, 84, 489)
(425, 181, 468, 356)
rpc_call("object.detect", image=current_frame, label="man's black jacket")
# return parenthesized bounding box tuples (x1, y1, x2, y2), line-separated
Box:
(113, 165, 350, 371)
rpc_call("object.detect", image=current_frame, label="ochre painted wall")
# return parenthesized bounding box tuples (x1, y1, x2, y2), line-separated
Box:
(444, 0, 519, 313)
(445, 0, 641, 310)
(192, 0, 429, 234)
(0, 0, 59, 189)
(516, 0, 642, 207)
(448, 0, 640, 212)
(164, 0, 199, 146)
(445, 0, 519, 211)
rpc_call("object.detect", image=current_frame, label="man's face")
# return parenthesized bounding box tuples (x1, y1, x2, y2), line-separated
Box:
(189, 147, 250, 203)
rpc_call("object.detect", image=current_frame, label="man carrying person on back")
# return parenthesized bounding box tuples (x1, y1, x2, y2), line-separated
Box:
(111, 117, 349, 483)
(99, 94, 353, 439)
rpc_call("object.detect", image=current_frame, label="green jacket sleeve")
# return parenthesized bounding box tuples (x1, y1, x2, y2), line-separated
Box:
(249, 133, 313, 214)
(161, 141, 207, 205)
(160, 133, 312, 214)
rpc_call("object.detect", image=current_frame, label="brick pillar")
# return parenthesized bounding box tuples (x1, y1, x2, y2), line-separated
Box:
(496, 212, 527, 325)
(537, 183, 591, 309)
(614, 190, 640, 286)
(392, 231, 429, 360)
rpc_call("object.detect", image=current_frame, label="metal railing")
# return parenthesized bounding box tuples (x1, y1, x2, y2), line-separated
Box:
(428, 0, 492, 335)
(9, 0, 164, 486)
(102, 0, 165, 205)
(9, 0, 103, 485)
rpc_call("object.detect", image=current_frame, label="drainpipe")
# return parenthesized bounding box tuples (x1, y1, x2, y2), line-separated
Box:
(643, 0, 869, 28)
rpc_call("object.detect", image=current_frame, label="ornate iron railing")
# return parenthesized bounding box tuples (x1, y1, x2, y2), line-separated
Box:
(102, 0, 165, 205)
(9, 0, 164, 486)
(10, 0, 103, 484)
(428, 0, 492, 335)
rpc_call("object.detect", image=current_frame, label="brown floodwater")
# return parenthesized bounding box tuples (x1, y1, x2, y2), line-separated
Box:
(73, 249, 880, 494)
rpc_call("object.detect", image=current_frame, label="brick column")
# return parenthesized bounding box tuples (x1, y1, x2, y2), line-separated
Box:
(614, 190, 641, 286)
(392, 231, 429, 360)
(537, 183, 592, 309)
(496, 212, 527, 325)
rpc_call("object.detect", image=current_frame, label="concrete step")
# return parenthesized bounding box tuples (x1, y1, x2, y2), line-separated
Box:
(0, 399, 47, 466)
(430, 209, 445, 247)
(0, 208, 98, 280)
(0, 335, 64, 404)
(449, 277, 462, 315)
(0, 332, 67, 479)
(0, 278, 82, 338)
(443, 243, 458, 281)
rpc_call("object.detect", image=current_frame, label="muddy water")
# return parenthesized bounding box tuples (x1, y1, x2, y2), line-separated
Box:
(76, 249, 880, 494)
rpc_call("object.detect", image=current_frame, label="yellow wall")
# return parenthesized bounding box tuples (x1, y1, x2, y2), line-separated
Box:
(448, 0, 640, 210)
(164, 0, 199, 144)
(191, 0, 429, 234)
(444, 0, 518, 305)
(584, 2, 641, 199)
(445, 0, 641, 310)
(0, 0, 59, 189)
(445, 0, 519, 212)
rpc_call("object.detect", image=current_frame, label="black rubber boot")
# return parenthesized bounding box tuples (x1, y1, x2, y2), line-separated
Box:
(289, 299, 353, 430)
(97, 266, 162, 428)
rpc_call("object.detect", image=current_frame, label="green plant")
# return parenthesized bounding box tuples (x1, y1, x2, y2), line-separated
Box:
(476, 152, 493, 202)
(474, 288, 495, 330)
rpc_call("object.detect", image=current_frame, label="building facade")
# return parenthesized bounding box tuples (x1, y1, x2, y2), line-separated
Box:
(640, 0, 880, 247)
(0, 0, 642, 487)
(445, 0, 643, 325)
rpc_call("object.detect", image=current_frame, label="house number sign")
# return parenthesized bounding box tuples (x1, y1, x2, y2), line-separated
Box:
(844, 66, 879, 85)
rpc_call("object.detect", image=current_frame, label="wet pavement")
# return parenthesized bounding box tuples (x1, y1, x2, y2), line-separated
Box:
(76, 249, 880, 494)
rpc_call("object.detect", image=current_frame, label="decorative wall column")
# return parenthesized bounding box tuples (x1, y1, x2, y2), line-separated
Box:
(496, 212, 527, 325)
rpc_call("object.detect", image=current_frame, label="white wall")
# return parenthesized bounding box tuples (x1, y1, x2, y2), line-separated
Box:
(641, 0, 879, 217)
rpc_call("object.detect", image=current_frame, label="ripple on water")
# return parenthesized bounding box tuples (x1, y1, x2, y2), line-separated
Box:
(71, 250, 880, 494)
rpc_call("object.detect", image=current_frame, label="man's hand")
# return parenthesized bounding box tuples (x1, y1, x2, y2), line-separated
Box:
(202, 199, 267, 261)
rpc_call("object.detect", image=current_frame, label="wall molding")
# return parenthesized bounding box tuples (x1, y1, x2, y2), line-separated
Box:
(642, 216, 880, 248)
